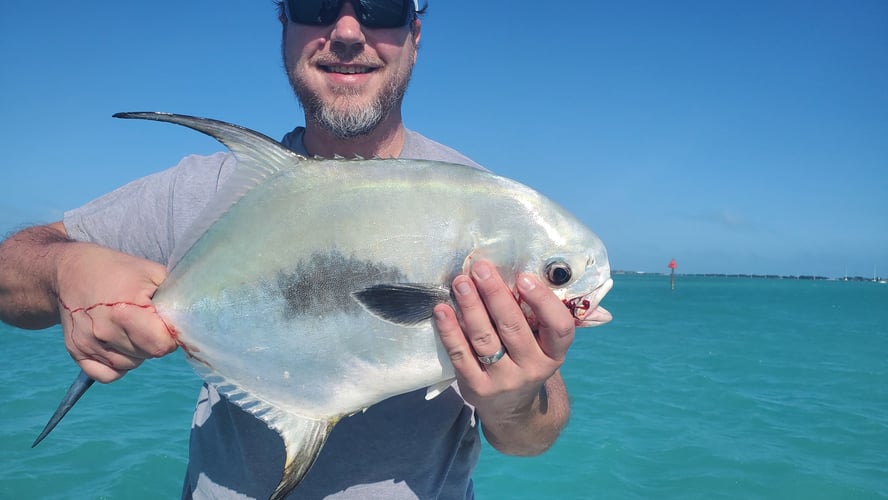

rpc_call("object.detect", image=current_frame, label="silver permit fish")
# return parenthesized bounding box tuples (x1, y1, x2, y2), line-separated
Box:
(34, 112, 613, 499)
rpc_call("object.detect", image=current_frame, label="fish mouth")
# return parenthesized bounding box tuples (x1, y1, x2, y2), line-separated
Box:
(565, 278, 614, 327)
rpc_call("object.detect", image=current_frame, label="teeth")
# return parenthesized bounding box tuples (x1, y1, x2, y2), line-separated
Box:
(326, 65, 372, 74)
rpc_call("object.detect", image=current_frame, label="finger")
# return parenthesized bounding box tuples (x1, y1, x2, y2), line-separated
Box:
(516, 273, 576, 362)
(67, 327, 144, 373)
(87, 306, 140, 356)
(433, 304, 485, 381)
(451, 274, 504, 361)
(78, 358, 129, 384)
(64, 312, 146, 376)
(111, 303, 178, 358)
(83, 348, 144, 374)
(65, 320, 142, 382)
(469, 261, 538, 364)
(144, 260, 169, 288)
(71, 301, 175, 360)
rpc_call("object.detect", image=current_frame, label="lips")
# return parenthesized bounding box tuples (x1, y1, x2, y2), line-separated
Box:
(321, 65, 375, 74)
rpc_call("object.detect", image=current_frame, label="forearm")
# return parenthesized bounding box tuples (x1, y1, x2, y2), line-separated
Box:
(478, 371, 570, 456)
(0, 222, 71, 329)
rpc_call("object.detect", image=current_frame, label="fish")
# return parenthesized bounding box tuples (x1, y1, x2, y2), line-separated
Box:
(33, 112, 613, 499)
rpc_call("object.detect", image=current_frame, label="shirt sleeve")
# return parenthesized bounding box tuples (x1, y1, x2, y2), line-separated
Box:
(63, 152, 235, 265)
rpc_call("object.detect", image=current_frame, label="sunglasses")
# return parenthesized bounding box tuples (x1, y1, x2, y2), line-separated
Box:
(284, 0, 419, 29)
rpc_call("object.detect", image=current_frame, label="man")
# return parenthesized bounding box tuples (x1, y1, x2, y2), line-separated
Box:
(0, 1, 577, 498)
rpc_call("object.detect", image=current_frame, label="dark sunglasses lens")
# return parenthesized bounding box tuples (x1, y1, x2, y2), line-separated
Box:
(286, 0, 413, 28)
(357, 0, 411, 28)
(286, 0, 343, 26)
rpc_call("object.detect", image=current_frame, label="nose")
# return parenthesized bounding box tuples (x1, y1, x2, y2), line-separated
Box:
(329, 2, 365, 55)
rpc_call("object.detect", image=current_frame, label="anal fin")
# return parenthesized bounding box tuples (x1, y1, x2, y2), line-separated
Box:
(198, 370, 337, 499)
(269, 413, 336, 500)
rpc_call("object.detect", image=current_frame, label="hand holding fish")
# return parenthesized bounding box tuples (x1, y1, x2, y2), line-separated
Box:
(435, 260, 575, 456)
(54, 242, 175, 383)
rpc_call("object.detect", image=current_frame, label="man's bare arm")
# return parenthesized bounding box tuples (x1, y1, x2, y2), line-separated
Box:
(0, 222, 177, 382)
(0, 222, 71, 329)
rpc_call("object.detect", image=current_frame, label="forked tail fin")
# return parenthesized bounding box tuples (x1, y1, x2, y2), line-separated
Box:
(32, 370, 95, 447)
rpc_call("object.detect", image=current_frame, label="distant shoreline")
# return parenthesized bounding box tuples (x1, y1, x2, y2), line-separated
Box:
(613, 270, 887, 283)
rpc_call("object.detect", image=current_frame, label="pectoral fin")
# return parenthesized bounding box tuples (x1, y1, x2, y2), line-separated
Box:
(352, 284, 451, 326)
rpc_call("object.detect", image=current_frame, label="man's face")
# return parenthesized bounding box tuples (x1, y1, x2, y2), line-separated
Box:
(282, 2, 421, 138)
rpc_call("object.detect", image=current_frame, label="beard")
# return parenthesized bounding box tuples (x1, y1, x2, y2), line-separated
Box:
(290, 59, 413, 139)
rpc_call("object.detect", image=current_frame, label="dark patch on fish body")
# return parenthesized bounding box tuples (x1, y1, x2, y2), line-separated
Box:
(277, 251, 406, 319)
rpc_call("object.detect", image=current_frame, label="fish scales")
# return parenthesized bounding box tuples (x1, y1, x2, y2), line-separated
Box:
(32, 112, 613, 500)
(156, 161, 547, 415)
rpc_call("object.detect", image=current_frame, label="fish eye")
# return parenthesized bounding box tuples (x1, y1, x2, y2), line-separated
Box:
(545, 261, 573, 286)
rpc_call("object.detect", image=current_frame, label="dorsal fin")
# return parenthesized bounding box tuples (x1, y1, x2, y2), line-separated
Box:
(113, 112, 303, 269)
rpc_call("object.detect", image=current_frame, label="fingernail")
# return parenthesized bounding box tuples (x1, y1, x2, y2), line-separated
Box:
(455, 280, 472, 296)
(472, 261, 492, 280)
(517, 274, 536, 292)
(433, 308, 448, 322)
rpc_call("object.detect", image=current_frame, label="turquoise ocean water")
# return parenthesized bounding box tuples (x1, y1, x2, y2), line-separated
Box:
(1, 275, 886, 499)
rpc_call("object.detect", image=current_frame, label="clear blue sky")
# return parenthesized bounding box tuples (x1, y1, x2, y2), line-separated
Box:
(2, 2, 886, 278)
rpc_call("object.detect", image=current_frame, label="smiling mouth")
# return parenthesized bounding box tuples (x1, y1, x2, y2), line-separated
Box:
(321, 65, 375, 74)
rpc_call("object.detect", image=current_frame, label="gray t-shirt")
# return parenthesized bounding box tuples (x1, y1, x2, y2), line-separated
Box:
(64, 127, 483, 499)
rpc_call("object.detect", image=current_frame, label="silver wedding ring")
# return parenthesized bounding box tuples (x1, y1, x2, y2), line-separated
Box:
(477, 345, 507, 365)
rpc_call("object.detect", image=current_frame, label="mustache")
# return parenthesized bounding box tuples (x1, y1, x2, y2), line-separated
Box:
(311, 53, 383, 68)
